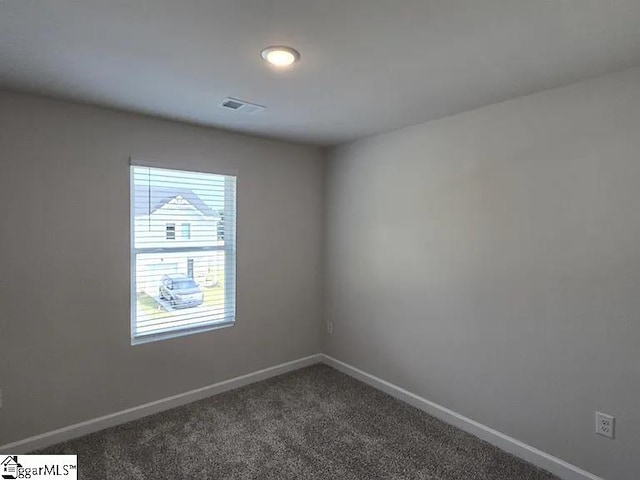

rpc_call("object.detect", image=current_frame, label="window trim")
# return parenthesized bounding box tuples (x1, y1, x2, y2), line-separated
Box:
(129, 159, 238, 346)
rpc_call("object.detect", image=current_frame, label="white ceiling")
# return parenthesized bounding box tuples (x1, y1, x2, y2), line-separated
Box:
(1, 1, 640, 146)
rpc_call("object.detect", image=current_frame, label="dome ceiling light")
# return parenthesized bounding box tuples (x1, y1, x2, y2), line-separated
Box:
(261, 46, 300, 68)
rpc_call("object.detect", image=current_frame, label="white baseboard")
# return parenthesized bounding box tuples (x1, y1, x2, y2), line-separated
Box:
(321, 354, 602, 480)
(0, 352, 604, 480)
(0, 354, 323, 454)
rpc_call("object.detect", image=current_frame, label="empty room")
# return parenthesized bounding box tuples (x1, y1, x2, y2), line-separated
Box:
(0, 1, 638, 479)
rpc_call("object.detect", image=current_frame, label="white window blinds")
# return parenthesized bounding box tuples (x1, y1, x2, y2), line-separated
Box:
(130, 165, 237, 344)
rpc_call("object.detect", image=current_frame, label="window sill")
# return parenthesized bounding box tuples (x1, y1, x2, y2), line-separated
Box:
(131, 319, 235, 346)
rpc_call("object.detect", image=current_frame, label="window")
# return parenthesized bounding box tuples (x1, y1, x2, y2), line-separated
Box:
(181, 222, 191, 240)
(130, 165, 237, 344)
(166, 223, 176, 240)
(187, 258, 194, 278)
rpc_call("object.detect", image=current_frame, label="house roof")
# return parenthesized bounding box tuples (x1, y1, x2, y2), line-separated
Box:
(133, 186, 217, 217)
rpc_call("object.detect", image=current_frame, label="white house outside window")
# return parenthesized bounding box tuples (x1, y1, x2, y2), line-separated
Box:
(130, 164, 237, 344)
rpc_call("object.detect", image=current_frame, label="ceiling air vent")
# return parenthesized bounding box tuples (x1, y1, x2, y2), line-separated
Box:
(220, 97, 266, 115)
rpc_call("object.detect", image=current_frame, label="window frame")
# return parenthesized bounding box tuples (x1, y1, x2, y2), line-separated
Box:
(129, 160, 238, 345)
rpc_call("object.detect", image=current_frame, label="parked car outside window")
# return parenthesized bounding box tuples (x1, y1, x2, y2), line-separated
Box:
(159, 273, 204, 308)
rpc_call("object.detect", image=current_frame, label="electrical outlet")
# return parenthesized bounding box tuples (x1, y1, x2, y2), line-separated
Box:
(595, 412, 615, 438)
(326, 321, 333, 334)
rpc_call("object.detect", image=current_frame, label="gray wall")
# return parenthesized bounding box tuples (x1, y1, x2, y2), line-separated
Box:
(324, 68, 640, 480)
(2, 67, 639, 478)
(0, 92, 325, 445)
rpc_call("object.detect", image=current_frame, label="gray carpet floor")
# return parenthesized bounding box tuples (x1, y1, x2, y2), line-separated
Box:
(39, 364, 558, 480)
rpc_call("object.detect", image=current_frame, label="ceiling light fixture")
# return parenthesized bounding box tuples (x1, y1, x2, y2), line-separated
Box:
(261, 46, 300, 68)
